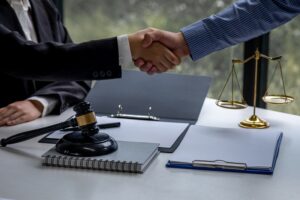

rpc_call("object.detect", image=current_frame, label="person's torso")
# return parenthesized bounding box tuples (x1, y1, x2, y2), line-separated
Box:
(0, 0, 65, 107)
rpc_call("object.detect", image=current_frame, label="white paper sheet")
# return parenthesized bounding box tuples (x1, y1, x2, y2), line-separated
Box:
(169, 125, 282, 169)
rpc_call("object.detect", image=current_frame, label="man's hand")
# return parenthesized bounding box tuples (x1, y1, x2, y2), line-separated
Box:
(128, 28, 181, 73)
(0, 100, 43, 126)
(134, 28, 190, 74)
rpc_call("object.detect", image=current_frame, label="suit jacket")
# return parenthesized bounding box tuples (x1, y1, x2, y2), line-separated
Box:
(0, 0, 121, 81)
(0, 0, 121, 113)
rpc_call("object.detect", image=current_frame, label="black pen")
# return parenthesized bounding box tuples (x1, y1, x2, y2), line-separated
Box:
(61, 122, 121, 132)
(98, 122, 121, 129)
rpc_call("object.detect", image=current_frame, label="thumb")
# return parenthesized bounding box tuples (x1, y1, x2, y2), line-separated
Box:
(142, 33, 154, 48)
(142, 30, 164, 48)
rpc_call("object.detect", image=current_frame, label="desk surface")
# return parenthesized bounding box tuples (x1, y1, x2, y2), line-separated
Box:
(0, 98, 299, 200)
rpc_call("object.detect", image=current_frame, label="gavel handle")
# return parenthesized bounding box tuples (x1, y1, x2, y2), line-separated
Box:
(1, 120, 74, 147)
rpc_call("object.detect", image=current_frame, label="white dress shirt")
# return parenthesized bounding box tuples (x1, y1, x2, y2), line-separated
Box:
(7, 0, 132, 116)
(8, 0, 37, 41)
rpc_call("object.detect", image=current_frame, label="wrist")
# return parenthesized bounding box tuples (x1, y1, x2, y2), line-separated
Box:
(128, 33, 142, 59)
(178, 32, 190, 55)
(177, 32, 190, 56)
(28, 99, 44, 114)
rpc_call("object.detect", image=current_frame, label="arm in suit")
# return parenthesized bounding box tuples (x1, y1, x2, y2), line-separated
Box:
(0, 0, 180, 81)
(181, 0, 300, 60)
(0, 0, 180, 126)
(0, 24, 121, 81)
(134, 0, 300, 73)
(0, 0, 119, 80)
(32, 81, 91, 114)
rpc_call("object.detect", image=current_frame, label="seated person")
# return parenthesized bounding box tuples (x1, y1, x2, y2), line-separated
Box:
(0, 0, 92, 126)
(0, 0, 180, 126)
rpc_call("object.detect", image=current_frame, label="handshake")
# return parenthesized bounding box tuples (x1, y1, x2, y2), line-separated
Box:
(128, 28, 190, 75)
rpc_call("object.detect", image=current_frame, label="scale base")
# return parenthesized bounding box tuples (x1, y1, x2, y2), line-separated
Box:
(239, 115, 269, 129)
(56, 131, 118, 157)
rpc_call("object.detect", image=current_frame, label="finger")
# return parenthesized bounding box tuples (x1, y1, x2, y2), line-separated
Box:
(0, 107, 9, 116)
(0, 108, 17, 121)
(6, 115, 27, 126)
(139, 66, 149, 72)
(133, 59, 145, 68)
(142, 33, 154, 48)
(160, 56, 174, 70)
(139, 65, 147, 72)
(140, 62, 154, 72)
(142, 31, 164, 48)
(146, 66, 155, 75)
(0, 116, 10, 126)
(165, 51, 181, 66)
(147, 66, 158, 75)
(0, 113, 16, 126)
(0, 109, 17, 120)
(156, 62, 168, 73)
(7, 111, 23, 121)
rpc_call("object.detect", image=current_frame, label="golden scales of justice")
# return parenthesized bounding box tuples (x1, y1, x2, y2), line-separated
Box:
(216, 49, 294, 129)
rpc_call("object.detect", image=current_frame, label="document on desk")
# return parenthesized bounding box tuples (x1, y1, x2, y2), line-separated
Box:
(167, 125, 283, 175)
(43, 116, 190, 153)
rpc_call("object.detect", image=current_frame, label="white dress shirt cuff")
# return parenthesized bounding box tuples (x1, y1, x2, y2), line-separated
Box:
(28, 96, 58, 117)
(117, 34, 132, 68)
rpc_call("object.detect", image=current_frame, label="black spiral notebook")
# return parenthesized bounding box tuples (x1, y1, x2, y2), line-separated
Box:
(42, 141, 159, 173)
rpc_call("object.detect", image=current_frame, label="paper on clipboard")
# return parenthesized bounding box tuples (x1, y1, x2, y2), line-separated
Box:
(167, 125, 283, 174)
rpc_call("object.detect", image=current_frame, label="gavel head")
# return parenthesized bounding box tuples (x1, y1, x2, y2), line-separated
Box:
(73, 102, 99, 136)
(56, 101, 118, 156)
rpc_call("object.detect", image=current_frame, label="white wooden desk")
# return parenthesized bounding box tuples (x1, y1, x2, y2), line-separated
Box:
(0, 98, 299, 200)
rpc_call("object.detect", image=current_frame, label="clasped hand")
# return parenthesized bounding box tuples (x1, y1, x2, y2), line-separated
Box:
(129, 28, 190, 74)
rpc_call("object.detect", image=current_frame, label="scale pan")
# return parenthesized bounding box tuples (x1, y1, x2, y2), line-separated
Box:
(262, 95, 294, 104)
(216, 100, 247, 109)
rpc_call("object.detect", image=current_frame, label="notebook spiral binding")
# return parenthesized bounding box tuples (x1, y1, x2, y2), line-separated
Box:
(43, 155, 140, 173)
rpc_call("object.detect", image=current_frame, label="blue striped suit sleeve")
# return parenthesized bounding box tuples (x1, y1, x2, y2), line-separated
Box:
(181, 0, 300, 61)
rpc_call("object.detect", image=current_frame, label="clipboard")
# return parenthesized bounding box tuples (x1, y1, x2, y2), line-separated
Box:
(40, 70, 211, 153)
(166, 125, 283, 174)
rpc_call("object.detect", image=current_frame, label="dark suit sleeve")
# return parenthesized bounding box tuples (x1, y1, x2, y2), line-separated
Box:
(32, 81, 91, 114)
(0, 24, 121, 81)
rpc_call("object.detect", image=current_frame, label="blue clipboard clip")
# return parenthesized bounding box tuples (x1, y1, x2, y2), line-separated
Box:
(192, 160, 247, 170)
